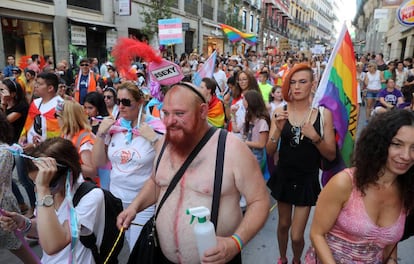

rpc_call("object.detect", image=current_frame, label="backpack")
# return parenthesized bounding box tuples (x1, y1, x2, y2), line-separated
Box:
(73, 181, 125, 264)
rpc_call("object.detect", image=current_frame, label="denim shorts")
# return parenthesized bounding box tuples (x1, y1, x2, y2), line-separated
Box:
(366, 90, 380, 99)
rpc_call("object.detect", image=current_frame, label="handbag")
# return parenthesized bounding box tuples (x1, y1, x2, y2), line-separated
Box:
(127, 128, 227, 264)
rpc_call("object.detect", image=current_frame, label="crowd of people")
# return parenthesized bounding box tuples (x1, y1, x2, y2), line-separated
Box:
(0, 48, 412, 264)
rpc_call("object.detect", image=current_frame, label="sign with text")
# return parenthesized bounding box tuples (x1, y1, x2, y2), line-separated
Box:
(106, 30, 118, 49)
(118, 0, 131, 16)
(71, 25, 86, 46)
(397, 0, 414, 26)
(158, 18, 183, 45)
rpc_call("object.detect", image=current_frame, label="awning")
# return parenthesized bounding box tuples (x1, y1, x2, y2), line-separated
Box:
(68, 17, 116, 29)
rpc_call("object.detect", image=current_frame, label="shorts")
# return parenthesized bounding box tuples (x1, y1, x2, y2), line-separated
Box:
(366, 91, 379, 99)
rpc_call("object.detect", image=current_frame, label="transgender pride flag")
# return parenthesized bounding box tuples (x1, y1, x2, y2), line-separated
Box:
(312, 24, 359, 167)
(193, 50, 217, 87)
(158, 18, 183, 45)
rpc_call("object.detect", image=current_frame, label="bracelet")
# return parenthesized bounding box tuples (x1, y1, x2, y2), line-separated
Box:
(21, 217, 32, 234)
(312, 137, 323, 145)
(231, 234, 244, 251)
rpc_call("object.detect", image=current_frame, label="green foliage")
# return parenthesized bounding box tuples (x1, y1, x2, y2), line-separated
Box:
(142, 0, 174, 40)
(224, 0, 243, 47)
(225, 0, 243, 29)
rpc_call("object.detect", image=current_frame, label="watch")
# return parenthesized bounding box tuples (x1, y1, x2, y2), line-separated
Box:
(36, 194, 54, 207)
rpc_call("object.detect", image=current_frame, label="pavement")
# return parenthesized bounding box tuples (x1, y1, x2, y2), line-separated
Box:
(1, 105, 414, 263)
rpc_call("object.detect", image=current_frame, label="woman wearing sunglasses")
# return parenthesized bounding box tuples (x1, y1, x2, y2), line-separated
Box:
(266, 64, 336, 264)
(55, 99, 97, 182)
(92, 81, 164, 251)
(103, 87, 119, 119)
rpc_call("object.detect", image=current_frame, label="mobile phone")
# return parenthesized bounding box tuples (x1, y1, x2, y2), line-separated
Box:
(283, 104, 287, 111)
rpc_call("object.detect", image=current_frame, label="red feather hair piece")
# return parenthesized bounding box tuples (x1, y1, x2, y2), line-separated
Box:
(111, 37, 162, 80)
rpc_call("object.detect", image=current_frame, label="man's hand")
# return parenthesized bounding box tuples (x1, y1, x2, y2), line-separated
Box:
(201, 236, 240, 264)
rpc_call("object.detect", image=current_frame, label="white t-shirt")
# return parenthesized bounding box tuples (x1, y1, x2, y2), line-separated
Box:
(28, 96, 63, 143)
(366, 70, 381, 91)
(213, 69, 228, 95)
(107, 131, 155, 203)
(41, 178, 105, 264)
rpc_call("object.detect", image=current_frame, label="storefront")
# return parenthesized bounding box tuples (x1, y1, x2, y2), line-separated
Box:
(203, 36, 224, 56)
(1, 16, 54, 67)
(68, 18, 117, 67)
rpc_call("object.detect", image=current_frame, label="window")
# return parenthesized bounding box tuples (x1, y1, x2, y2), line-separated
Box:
(250, 14, 254, 32)
(256, 17, 260, 34)
(242, 10, 247, 30)
(68, 0, 101, 11)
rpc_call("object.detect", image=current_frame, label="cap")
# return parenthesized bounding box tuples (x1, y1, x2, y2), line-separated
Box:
(12, 67, 21, 73)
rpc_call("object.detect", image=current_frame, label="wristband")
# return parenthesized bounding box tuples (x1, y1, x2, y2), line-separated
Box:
(231, 234, 243, 251)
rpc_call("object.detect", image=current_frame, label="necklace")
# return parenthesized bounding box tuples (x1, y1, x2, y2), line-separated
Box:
(290, 107, 312, 127)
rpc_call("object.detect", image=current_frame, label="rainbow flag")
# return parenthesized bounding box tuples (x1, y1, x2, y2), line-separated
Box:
(208, 96, 225, 128)
(312, 24, 359, 167)
(219, 24, 257, 45)
(193, 50, 217, 87)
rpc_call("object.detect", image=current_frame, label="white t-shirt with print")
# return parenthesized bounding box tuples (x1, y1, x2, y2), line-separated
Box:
(107, 131, 156, 203)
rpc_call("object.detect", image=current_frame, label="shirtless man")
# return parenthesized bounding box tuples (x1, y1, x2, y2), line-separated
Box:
(117, 83, 269, 263)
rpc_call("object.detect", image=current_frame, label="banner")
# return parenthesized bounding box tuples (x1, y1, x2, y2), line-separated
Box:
(193, 51, 217, 87)
(158, 18, 183, 45)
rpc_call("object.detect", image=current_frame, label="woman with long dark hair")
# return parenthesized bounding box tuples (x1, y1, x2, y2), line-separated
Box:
(307, 109, 414, 263)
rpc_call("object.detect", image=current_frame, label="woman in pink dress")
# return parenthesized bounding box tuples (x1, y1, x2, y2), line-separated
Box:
(307, 109, 414, 264)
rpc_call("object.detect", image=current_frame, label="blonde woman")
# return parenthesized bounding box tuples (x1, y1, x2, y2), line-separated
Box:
(55, 99, 97, 181)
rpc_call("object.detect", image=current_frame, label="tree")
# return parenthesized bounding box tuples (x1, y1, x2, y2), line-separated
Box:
(141, 0, 174, 41)
(225, 0, 243, 29)
(225, 0, 243, 53)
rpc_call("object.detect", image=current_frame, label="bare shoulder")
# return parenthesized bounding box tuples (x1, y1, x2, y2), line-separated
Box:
(321, 170, 353, 203)
(225, 133, 257, 167)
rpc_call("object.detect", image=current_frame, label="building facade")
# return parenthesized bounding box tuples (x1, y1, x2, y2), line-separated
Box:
(352, 0, 414, 61)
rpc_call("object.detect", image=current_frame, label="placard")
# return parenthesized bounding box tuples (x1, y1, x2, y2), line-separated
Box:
(71, 25, 86, 46)
(158, 18, 183, 45)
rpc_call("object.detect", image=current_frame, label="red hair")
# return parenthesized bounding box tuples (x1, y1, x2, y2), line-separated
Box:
(281, 63, 313, 102)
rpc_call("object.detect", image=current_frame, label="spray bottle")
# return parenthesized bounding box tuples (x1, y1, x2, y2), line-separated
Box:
(186, 206, 217, 261)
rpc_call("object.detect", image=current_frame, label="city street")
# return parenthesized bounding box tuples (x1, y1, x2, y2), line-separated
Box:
(1, 105, 414, 263)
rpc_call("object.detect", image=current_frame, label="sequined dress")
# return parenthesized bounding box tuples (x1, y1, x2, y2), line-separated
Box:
(305, 168, 406, 263)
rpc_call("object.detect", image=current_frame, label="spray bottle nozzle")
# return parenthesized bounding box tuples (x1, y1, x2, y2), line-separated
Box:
(186, 206, 210, 224)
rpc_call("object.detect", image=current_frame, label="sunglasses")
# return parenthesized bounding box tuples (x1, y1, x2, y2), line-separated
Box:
(34, 114, 42, 135)
(104, 95, 113, 99)
(80, 64, 89, 67)
(290, 126, 301, 147)
(117, 98, 132, 107)
(54, 112, 61, 119)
